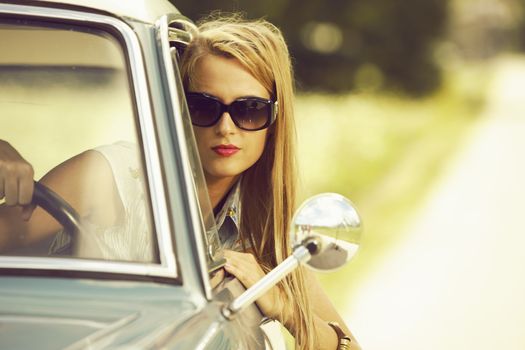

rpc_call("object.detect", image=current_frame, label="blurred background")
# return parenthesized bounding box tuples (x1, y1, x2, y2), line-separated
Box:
(174, 0, 525, 349)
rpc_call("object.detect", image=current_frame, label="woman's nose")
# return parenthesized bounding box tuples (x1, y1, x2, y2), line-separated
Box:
(215, 112, 237, 135)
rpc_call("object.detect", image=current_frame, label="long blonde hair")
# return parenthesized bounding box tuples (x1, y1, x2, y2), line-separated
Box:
(180, 14, 316, 350)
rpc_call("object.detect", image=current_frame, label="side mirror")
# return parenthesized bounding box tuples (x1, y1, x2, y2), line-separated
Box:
(292, 193, 361, 271)
(223, 193, 362, 319)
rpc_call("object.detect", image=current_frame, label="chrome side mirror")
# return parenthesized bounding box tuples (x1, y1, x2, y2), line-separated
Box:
(223, 193, 362, 319)
(292, 193, 361, 271)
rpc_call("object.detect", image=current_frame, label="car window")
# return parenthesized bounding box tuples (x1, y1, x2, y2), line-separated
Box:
(0, 18, 159, 263)
(172, 53, 224, 271)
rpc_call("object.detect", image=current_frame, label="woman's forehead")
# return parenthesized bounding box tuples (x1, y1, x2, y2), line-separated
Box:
(190, 54, 270, 101)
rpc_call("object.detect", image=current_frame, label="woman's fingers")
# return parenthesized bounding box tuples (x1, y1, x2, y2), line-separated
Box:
(18, 167, 35, 205)
(0, 140, 35, 208)
(222, 249, 287, 321)
(210, 268, 225, 289)
(4, 175, 18, 206)
(20, 204, 36, 221)
(223, 250, 262, 287)
(224, 250, 264, 287)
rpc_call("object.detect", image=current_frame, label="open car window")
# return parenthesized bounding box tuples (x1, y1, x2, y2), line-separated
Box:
(0, 18, 159, 264)
(155, 16, 225, 278)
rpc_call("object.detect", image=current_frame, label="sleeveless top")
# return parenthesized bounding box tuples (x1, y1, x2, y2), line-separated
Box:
(49, 141, 153, 262)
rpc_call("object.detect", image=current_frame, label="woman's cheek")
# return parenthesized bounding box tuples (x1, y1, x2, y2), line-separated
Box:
(246, 130, 268, 164)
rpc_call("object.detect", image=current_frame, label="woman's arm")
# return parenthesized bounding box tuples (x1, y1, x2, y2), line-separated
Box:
(223, 249, 361, 349)
(303, 269, 361, 349)
(0, 141, 122, 252)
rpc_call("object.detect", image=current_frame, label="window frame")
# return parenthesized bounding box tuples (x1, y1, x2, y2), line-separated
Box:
(154, 14, 220, 298)
(0, 2, 180, 283)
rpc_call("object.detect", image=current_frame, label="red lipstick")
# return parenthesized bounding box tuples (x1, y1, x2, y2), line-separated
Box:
(212, 144, 240, 157)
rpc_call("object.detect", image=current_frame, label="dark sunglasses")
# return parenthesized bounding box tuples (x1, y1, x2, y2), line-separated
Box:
(185, 92, 278, 131)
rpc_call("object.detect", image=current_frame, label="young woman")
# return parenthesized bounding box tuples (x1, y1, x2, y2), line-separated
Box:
(0, 15, 359, 350)
(181, 16, 360, 350)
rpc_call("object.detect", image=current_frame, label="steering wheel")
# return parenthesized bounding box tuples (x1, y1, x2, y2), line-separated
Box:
(32, 181, 82, 240)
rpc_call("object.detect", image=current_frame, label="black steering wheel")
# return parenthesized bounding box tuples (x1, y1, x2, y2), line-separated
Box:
(32, 181, 82, 240)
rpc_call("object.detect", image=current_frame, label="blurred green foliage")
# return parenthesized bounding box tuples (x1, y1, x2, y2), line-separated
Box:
(171, 0, 448, 95)
(280, 58, 491, 348)
(295, 60, 492, 309)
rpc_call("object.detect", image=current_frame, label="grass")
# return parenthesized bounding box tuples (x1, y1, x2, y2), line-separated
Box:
(293, 61, 493, 312)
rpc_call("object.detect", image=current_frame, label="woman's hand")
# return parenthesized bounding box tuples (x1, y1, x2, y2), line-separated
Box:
(0, 140, 35, 220)
(223, 249, 290, 323)
(224, 250, 361, 349)
(209, 267, 225, 289)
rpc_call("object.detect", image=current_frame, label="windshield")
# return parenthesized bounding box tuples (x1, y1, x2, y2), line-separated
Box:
(0, 18, 159, 264)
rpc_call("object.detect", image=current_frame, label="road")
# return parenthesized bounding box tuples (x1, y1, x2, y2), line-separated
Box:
(345, 57, 525, 350)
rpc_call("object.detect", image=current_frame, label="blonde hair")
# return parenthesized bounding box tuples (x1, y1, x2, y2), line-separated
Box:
(181, 14, 316, 350)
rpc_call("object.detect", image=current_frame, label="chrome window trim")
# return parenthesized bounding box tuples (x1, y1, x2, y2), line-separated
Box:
(0, 256, 172, 276)
(0, 3, 178, 280)
(156, 15, 213, 298)
(167, 15, 198, 51)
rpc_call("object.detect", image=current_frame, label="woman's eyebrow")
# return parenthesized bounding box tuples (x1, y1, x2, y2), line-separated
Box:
(186, 90, 221, 100)
(236, 95, 269, 99)
(187, 90, 270, 102)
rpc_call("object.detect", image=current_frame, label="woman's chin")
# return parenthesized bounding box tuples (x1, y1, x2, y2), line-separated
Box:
(204, 168, 243, 182)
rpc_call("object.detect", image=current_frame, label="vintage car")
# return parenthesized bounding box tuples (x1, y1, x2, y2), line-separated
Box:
(0, 0, 362, 349)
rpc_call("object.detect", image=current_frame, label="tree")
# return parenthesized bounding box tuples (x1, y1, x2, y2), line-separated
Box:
(172, 0, 448, 96)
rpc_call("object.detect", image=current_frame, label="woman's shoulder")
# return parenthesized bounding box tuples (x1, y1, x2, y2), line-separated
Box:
(92, 141, 138, 165)
(89, 141, 143, 208)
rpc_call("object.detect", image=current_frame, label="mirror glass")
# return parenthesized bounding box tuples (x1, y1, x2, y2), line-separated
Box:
(291, 193, 362, 271)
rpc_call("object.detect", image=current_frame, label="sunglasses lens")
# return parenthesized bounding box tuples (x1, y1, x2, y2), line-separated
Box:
(186, 94, 221, 127)
(230, 99, 271, 130)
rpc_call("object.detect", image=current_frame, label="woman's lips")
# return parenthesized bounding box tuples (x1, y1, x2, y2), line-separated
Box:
(212, 144, 240, 156)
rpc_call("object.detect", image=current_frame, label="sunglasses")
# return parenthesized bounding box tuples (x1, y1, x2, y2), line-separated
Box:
(185, 92, 278, 131)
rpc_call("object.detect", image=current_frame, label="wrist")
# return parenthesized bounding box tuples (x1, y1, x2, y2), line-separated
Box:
(277, 312, 292, 331)
(281, 314, 294, 334)
(328, 322, 352, 350)
(276, 302, 294, 334)
(268, 290, 294, 330)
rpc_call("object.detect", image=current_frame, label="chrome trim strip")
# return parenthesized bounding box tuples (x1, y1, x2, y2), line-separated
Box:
(0, 315, 108, 328)
(0, 256, 172, 277)
(0, 4, 178, 279)
(156, 16, 213, 298)
(167, 16, 198, 48)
